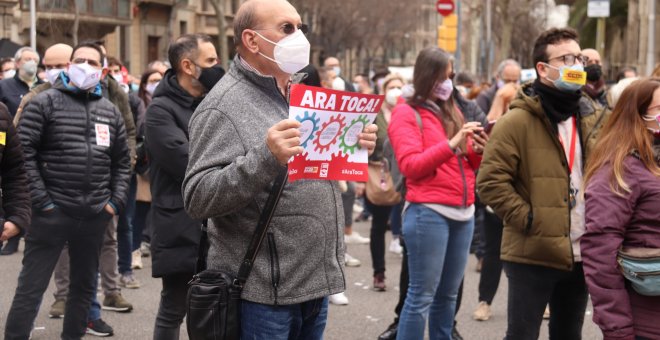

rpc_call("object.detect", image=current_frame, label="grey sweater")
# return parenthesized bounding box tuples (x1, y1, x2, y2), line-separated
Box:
(183, 58, 346, 305)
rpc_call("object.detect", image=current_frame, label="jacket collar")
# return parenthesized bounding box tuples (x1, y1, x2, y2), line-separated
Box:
(53, 72, 103, 98)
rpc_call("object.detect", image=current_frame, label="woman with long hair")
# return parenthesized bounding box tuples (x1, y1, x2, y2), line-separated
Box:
(388, 47, 487, 339)
(138, 69, 162, 108)
(582, 78, 660, 340)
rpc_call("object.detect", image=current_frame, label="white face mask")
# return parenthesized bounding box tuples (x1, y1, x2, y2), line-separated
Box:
(146, 82, 159, 95)
(331, 77, 346, 91)
(112, 73, 124, 84)
(46, 68, 64, 84)
(3, 69, 16, 79)
(255, 30, 311, 74)
(385, 88, 403, 106)
(68, 62, 103, 90)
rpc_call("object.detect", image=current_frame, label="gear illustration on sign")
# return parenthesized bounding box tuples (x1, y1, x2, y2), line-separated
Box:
(313, 115, 346, 153)
(295, 111, 320, 148)
(339, 115, 370, 155)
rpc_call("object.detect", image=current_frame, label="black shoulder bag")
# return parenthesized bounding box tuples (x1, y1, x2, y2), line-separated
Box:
(186, 171, 288, 340)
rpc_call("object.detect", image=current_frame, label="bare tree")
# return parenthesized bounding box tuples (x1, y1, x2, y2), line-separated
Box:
(69, 0, 80, 46)
(208, 0, 230, 70)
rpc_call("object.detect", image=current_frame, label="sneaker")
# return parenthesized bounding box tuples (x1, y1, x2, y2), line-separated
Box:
(473, 301, 492, 321)
(373, 272, 386, 291)
(344, 231, 370, 244)
(86, 318, 114, 337)
(131, 250, 143, 269)
(48, 299, 66, 319)
(378, 322, 398, 340)
(140, 242, 151, 257)
(102, 293, 133, 312)
(119, 273, 140, 289)
(388, 238, 403, 255)
(452, 324, 464, 340)
(328, 292, 349, 305)
(0, 237, 19, 255)
(543, 305, 550, 319)
(344, 253, 361, 267)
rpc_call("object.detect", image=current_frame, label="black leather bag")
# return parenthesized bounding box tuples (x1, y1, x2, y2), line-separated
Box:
(186, 172, 287, 340)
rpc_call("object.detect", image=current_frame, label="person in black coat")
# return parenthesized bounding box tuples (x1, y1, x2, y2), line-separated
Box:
(145, 33, 224, 340)
(0, 102, 30, 248)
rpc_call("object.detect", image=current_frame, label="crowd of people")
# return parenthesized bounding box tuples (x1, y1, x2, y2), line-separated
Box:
(0, 0, 659, 339)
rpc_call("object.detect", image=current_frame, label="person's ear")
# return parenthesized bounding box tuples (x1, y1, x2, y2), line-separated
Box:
(242, 30, 260, 54)
(536, 62, 548, 79)
(180, 59, 196, 77)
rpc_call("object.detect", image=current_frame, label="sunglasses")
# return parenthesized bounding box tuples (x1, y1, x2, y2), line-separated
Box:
(72, 58, 102, 68)
(254, 23, 309, 35)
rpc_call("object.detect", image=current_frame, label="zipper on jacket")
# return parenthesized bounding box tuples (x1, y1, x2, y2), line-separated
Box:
(83, 94, 92, 208)
(267, 232, 280, 306)
(457, 156, 468, 208)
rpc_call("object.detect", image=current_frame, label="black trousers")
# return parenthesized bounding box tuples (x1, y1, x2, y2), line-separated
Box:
(477, 210, 503, 304)
(5, 209, 110, 340)
(153, 272, 195, 340)
(504, 261, 588, 340)
(365, 197, 393, 276)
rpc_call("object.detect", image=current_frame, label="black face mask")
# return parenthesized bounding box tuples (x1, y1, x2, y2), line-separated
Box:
(585, 64, 603, 82)
(197, 64, 225, 91)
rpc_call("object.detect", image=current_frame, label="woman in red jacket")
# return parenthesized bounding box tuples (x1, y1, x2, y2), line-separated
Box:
(582, 78, 660, 340)
(388, 47, 487, 339)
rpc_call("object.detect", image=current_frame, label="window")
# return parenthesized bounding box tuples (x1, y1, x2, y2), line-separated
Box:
(180, 21, 188, 35)
(118, 0, 130, 18)
(148, 36, 160, 64)
(92, 0, 113, 16)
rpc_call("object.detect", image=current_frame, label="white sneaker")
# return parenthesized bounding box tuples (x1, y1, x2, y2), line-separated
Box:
(388, 238, 403, 255)
(344, 231, 370, 244)
(345, 253, 361, 267)
(131, 250, 143, 269)
(329, 292, 349, 305)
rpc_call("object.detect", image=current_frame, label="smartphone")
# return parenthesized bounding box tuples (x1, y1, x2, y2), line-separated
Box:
(484, 120, 496, 134)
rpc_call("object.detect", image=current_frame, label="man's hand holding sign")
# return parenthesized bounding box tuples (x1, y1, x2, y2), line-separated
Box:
(282, 84, 381, 181)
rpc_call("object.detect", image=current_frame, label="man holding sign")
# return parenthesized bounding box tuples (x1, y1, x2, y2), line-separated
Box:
(476, 28, 610, 340)
(182, 0, 377, 338)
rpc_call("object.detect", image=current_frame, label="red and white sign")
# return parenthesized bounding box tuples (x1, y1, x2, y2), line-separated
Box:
(436, 0, 455, 17)
(287, 84, 383, 182)
(95, 123, 110, 147)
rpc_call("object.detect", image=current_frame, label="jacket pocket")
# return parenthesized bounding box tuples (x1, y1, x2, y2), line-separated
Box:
(524, 208, 534, 235)
(267, 232, 281, 305)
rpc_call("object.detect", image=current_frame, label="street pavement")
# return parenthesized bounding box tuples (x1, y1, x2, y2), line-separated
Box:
(0, 212, 602, 340)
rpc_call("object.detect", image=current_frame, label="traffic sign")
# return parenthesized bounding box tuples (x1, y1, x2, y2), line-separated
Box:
(587, 0, 610, 18)
(436, 0, 455, 17)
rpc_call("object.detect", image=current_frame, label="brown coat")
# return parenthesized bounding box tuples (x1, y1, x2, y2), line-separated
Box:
(476, 83, 610, 270)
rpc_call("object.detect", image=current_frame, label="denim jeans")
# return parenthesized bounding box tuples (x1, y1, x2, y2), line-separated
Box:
(503, 261, 588, 340)
(396, 204, 474, 340)
(117, 174, 136, 274)
(88, 273, 101, 322)
(240, 297, 329, 340)
(5, 208, 110, 340)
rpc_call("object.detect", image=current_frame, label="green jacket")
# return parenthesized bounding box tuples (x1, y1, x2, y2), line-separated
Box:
(476, 83, 610, 271)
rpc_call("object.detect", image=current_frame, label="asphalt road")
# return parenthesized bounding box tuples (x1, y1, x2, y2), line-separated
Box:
(0, 213, 602, 340)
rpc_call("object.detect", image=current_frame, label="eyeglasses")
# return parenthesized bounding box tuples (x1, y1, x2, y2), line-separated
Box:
(254, 23, 309, 35)
(72, 58, 102, 68)
(548, 54, 588, 66)
(45, 64, 68, 71)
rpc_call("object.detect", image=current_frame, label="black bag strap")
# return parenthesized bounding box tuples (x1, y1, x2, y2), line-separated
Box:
(195, 170, 288, 289)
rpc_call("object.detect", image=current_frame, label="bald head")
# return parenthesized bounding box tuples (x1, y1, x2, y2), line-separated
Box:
(582, 48, 601, 66)
(234, 0, 298, 50)
(43, 43, 73, 69)
(324, 57, 340, 68)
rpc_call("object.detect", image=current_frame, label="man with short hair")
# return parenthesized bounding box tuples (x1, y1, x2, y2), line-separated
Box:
(5, 41, 130, 340)
(581, 48, 609, 109)
(475, 59, 521, 116)
(0, 58, 16, 80)
(0, 47, 43, 118)
(353, 73, 373, 94)
(477, 27, 610, 340)
(323, 56, 356, 92)
(147, 33, 224, 339)
(183, 0, 377, 338)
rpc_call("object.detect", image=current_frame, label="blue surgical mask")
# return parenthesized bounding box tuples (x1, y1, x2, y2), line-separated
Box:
(332, 66, 341, 77)
(544, 63, 585, 92)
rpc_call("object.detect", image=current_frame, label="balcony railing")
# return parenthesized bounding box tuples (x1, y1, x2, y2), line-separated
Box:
(22, 0, 131, 19)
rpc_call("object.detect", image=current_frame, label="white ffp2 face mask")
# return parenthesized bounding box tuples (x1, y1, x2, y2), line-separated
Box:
(68, 62, 103, 90)
(255, 30, 311, 75)
(46, 68, 64, 84)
